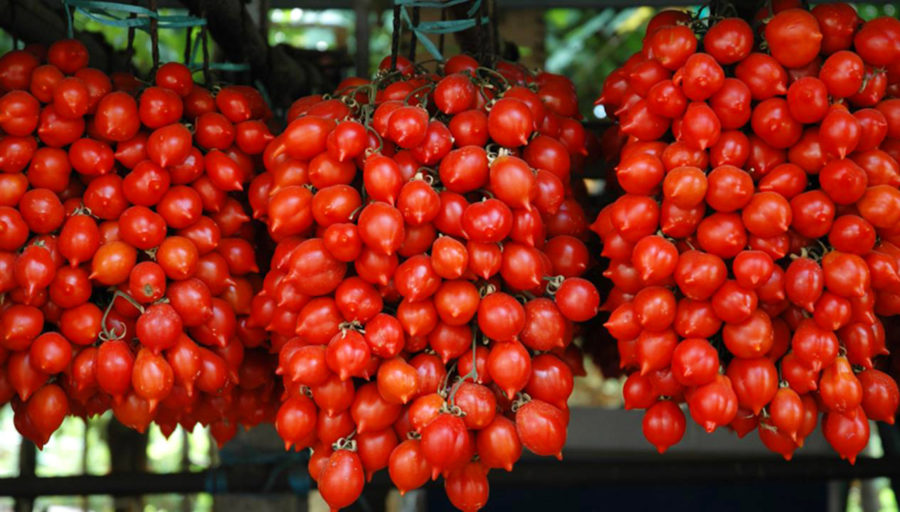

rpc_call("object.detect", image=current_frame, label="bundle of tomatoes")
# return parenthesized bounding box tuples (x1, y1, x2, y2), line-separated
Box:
(595, 2, 900, 462)
(0, 39, 283, 448)
(248, 54, 597, 510)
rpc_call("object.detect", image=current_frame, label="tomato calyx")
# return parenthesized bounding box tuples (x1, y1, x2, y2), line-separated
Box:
(99, 289, 144, 342)
(338, 320, 366, 336)
(509, 391, 533, 413)
(331, 432, 359, 452)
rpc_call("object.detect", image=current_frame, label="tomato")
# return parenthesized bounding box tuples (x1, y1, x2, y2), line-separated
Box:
(642, 400, 685, 453)
(646, 24, 697, 70)
(388, 439, 431, 494)
(644, 80, 686, 120)
(275, 394, 317, 450)
(703, 18, 753, 65)
(854, 17, 900, 67)
(751, 98, 802, 149)
(786, 77, 829, 124)
(791, 190, 835, 239)
(821, 251, 870, 298)
(131, 348, 174, 411)
(823, 408, 869, 464)
(735, 53, 788, 100)
(792, 319, 839, 372)
(490, 155, 536, 211)
(688, 374, 738, 433)
(47, 39, 88, 74)
(0, 135, 37, 173)
(358, 202, 405, 255)
(764, 9, 822, 68)
(812, 3, 860, 55)
(93, 92, 140, 142)
(858, 185, 900, 229)
(156, 236, 199, 281)
(726, 357, 778, 415)
(486, 340, 532, 400)
(819, 106, 860, 159)
(858, 369, 899, 424)
(637, 329, 677, 375)
(154, 62, 193, 97)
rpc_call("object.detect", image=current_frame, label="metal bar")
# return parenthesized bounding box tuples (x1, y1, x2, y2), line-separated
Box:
(4, 456, 900, 498)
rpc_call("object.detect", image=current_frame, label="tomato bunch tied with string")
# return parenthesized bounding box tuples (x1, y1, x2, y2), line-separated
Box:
(595, 2, 900, 464)
(251, 52, 597, 511)
(0, 38, 281, 448)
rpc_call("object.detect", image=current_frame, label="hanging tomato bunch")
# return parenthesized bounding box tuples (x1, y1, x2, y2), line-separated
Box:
(249, 53, 597, 510)
(595, 2, 900, 463)
(0, 39, 282, 448)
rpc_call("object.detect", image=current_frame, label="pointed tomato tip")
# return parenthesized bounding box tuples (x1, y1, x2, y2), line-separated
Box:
(656, 445, 668, 454)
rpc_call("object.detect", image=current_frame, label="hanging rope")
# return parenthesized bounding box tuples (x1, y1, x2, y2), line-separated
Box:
(125, 12, 137, 68)
(183, 24, 192, 65)
(390, 3, 402, 70)
(259, 0, 270, 46)
(60, 0, 251, 79)
(488, 0, 498, 63)
(9, 0, 18, 49)
(62, 0, 210, 30)
(408, 6, 420, 62)
(393, 0, 490, 62)
(199, 19, 211, 83)
(148, 0, 159, 75)
(438, 7, 447, 57)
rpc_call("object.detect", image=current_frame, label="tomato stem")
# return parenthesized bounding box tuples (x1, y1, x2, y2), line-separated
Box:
(98, 290, 144, 342)
(447, 328, 480, 407)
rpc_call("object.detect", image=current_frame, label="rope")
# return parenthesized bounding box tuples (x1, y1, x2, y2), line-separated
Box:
(183, 24, 192, 65)
(148, 0, 159, 75)
(390, 3, 402, 70)
(61, 0, 253, 82)
(259, 0, 270, 45)
(408, 6, 420, 62)
(10, 1, 18, 49)
(62, 0, 209, 29)
(125, 12, 137, 68)
(199, 19, 210, 82)
(438, 7, 447, 57)
(61, 0, 251, 79)
(188, 18, 251, 77)
(392, 0, 489, 62)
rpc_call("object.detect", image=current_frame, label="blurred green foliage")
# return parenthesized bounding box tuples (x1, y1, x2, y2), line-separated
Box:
(544, 7, 661, 118)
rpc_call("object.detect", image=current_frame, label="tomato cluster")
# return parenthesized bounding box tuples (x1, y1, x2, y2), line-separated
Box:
(248, 54, 597, 510)
(0, 40, 282, 448)
(595, 3, 900, 463)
